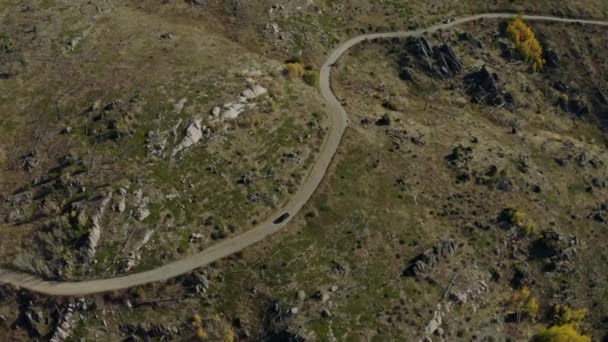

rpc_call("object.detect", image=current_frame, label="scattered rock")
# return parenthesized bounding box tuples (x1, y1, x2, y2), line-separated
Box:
(190, 0, 207, 6)
(321, 308, 331, 318)
(20, 151, 38, 172)
(459, 32, 482, 48)
(403, 240, 457, 276)
(173, 97, 188, 114)
(145, 130, 168, 158)
(315, 291, 330, 303)
(376, 113, 391, 126)
(590, 202, 608, 224)
(120, 322, 177, 340)
(445, 145, 473, 183)
(544, 49, 560, 68)
(238, 172, 256, 185)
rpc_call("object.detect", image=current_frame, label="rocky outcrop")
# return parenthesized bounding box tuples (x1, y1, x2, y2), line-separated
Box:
(182, 270, 210, 295)
(49, 301, 78, 342)
(530, 231, 578, 273)
(171, 119, 210, 156)
(85, 194, 112, 260)
(464, 67, 513, 108)
(220, 78, 267, 120)
(400, 37, 462, 80)
(432, 44, 462, 78)
(558, 96, 589, 116)
(403, 240, 457, 276)
(121, 230, 154, 272)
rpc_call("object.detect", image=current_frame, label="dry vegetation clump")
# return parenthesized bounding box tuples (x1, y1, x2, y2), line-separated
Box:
(286, 62, 305, 78)
(507, 16, 545, 71)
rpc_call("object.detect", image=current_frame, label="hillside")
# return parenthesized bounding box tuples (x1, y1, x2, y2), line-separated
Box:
(1, 1, 607, 341)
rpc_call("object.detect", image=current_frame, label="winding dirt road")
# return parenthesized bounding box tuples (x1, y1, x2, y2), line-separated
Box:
(1, 13, 606, 296)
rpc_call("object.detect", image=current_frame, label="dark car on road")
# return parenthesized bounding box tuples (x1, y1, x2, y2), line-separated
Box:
(273, 213, 290, 224)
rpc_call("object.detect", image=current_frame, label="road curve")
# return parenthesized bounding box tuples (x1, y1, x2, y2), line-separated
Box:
(1, 13, 606, 296)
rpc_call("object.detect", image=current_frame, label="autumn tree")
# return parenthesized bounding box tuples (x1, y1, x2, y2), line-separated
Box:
(507, 16, 546, 71)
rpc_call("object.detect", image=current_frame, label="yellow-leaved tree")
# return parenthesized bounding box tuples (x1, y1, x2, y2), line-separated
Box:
(507, 16, 546, 72)
(534, 305, 591, 342)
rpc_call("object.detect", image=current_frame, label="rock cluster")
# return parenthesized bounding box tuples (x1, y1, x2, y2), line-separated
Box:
(403, 240, 457, 276)
(182, 270, 210, 295)
(49, 299, 88, 342)
(590, 202, 608, 224)
(464, 67, 513, 108)
(133, 189, 151, 221)
(532, 231, 578, 273)
(120, 323, 178, 340)
(445, 145, 473, 183)
(400, 37, 463, 80)
(210, 78, 268, 121)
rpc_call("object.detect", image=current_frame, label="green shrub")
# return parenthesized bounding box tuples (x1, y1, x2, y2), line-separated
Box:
(303, 70, 319, 86)
(498, 208, 537, 237)
(285, 55, 303, 64)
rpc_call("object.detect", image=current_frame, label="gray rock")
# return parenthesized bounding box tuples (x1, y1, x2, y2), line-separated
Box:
(211, 106, 221, 117)
(135, 207, 150, 221)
